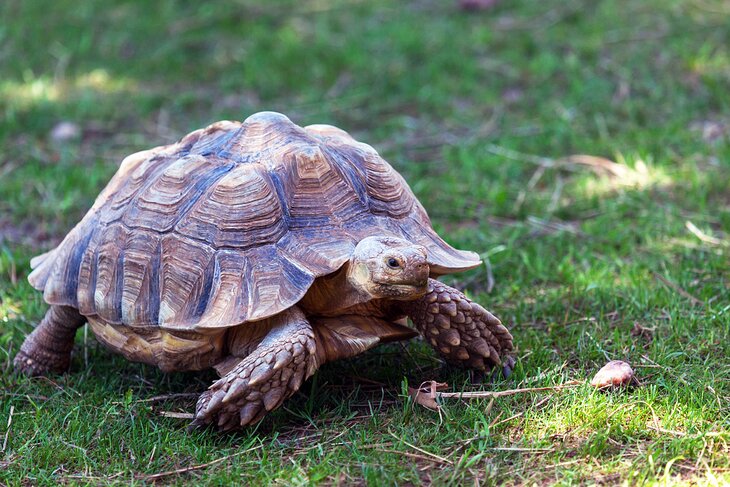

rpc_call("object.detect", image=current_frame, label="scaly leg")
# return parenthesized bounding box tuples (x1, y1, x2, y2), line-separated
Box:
(14, 305, 86, 376)
(402, 279, 515, 376)
(191, 307, 319, 431)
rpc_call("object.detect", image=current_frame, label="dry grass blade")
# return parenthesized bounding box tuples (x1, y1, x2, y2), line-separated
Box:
(2, 406, 14, 453)
(651, 271, 704, 306)
(140, 444, 263, 481)
(388, 431, 454, 465)
(489, 447, 554, 452)
(560, 154, 634, 178)
(685, 221, 726, 246)
(140, 393, 201, 403)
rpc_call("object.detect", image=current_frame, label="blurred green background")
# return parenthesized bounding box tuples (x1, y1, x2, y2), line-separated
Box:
(1, 0, 728, 484)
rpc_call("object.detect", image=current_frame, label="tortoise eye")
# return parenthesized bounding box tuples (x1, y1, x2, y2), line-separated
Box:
(387, 257, 401, 269)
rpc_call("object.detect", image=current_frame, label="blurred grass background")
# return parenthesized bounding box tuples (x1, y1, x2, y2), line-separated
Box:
(1, 0, 729, 484)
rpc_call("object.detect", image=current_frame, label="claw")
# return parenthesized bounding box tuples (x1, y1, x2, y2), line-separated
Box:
(273, 350, 290, 371)
(471, 338, 492, 359)
(188, 418, 205, 432)
(248, 364, 275, 387)
(239, 402, 260, 426)
(204, 389, 227, 415)
(289, 370, 304, 392)
(502, 356, 516, 378)
(263, 387, 284, 411)
(441, 329, 461, 346)
(223, 378, 248, 403)
(455, 347, 469, 360)
(217, 412, 232, 427)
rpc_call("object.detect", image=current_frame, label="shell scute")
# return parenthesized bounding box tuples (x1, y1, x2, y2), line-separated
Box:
(158, 234, 216, 326)
(175, 164, 287, 248)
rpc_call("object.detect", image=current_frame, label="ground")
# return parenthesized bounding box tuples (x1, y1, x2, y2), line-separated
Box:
(1, 0, 729, 485)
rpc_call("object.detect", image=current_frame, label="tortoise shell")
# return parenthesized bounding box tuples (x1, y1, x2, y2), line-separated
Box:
(28, 112, 480, 330)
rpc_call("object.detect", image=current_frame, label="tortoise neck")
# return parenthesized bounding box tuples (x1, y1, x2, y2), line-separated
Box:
(299, 263, 372, 315)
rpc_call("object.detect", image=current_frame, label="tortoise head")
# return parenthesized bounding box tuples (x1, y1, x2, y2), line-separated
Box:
(348, 236, 429, 300)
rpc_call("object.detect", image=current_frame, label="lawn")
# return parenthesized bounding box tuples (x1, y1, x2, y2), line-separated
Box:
(1, 0, 729, 484)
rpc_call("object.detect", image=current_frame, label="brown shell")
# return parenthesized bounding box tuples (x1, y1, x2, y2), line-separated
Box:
(28, 112, 480, 330)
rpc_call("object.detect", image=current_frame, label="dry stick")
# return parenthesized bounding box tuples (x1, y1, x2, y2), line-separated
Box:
(141, 444, 263, 481)
(2, 406, 14, 453)
(159, 411, 195, 419)
(434, 380, 583, 399)
(651, 271, 704, 306)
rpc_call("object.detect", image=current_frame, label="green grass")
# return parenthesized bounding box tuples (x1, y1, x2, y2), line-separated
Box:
(1, 0, 729, 484)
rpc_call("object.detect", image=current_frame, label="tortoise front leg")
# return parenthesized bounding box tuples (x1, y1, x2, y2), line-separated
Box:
(191, 307, 319, 431)
(402, 279, 515, 377)
(14, 305, 86, 376)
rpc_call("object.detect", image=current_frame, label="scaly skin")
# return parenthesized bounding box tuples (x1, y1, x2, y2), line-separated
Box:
(191, 307, 319, 431)
(401, 279, 515, 376)
(14, 305, 86, 376)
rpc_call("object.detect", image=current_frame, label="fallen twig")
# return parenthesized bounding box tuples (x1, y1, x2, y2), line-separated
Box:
(159, 411, 195, 419)
(408, 380, 583, 415)
(138, 393, 201, 403)
(437, 380, 583, 399)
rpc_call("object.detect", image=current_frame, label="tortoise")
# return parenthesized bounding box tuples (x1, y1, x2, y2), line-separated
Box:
(15, 111, 514, 430)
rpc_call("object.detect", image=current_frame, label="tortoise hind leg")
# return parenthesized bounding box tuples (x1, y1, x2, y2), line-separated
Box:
(191, 307, 319, 431)
(14, 305, 86, 376)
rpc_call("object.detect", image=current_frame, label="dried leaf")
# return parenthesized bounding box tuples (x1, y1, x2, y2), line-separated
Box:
(408, 381, 448, 411)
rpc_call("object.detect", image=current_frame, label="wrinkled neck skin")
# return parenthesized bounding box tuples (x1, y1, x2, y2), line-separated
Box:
(299, 263, 373, 316)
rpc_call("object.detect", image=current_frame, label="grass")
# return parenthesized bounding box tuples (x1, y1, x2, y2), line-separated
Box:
(1, 0, 729, 484)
